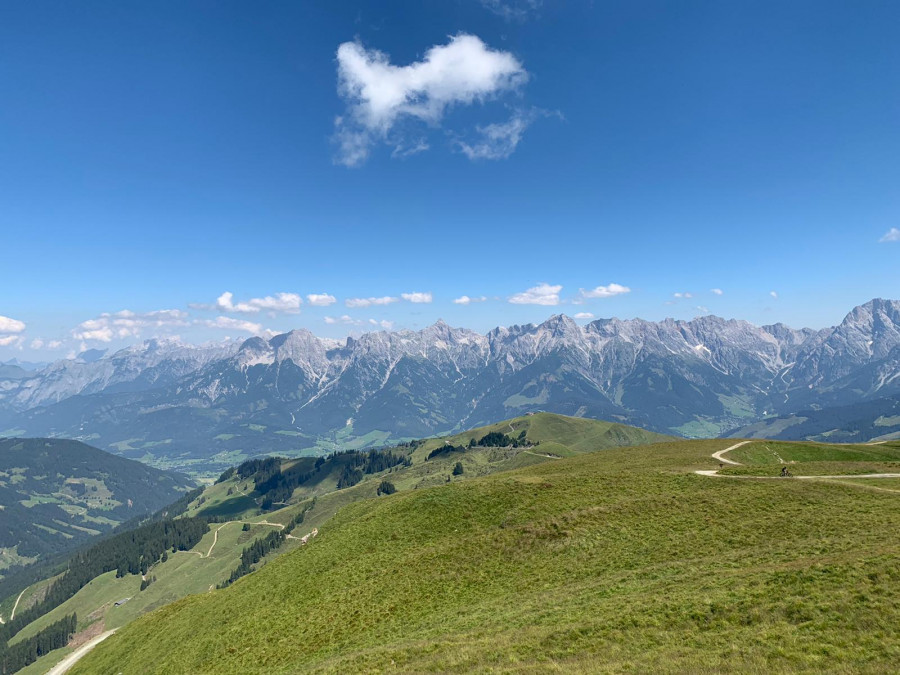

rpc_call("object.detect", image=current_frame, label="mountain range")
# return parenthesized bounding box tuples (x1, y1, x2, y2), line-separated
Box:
(2, 298, 899, 474)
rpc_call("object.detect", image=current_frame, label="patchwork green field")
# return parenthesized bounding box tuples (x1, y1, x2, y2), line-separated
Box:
(71, 436, 900, 674)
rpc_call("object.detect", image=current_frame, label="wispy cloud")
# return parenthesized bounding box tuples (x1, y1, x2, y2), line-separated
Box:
(334, 34, 528, 166)
(574, 312, 594, 320)
(711, 288, 724, 296)
(458, 110, 535, 160)
(770, 290, 778, 299)
(479, 0, 542, 20)
(673, 292, 693, 299)
(578, 283, 630, 300)
(72, 309, 188, 343)
(27, 338, 64, 350)
(453, 295, 487, 305)
(325, 315, 392, 330)
(879, 227, 900, 243)
(345, 296, 399, 308)
(210, 291, 301, 315)
(509, 283, 562, 306)
(306, 293, 337, 307)
(200, 316, 272, 336)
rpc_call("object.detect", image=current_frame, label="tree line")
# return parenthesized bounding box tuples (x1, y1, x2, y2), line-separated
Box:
(227, 449, 411, 500)
(426, 430, 530, 461)
(0, 613, 76, 674)
(0, 517, 208, 647)
(335, 449, 411, 490)
(218, 499, 315, 589)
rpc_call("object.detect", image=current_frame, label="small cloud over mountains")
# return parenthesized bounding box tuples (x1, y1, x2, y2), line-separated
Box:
(509, 283, 562, 306)
(578, 283, 630, 300)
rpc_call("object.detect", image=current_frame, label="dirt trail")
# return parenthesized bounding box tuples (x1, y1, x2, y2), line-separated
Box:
(710, 440, 752, 465)
(521, 450, 561, 460)
(46, 629, 116, 675)
(9, 588, 25, 621)
(696, 441, 900, 489)
(204, 520, 287, 558)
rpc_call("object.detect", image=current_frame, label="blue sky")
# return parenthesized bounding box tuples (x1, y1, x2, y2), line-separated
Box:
(1, 0, 899, 358)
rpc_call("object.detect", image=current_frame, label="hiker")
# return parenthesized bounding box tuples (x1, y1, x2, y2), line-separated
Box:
(780, 466, 788, 477)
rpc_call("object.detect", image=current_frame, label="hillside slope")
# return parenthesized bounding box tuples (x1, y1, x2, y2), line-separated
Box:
(728, 394, 900, 443)
(73, 438, 900, 673)
(0, 438, 193, 579)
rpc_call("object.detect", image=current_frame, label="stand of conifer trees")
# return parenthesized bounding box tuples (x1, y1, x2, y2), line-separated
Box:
(217, 500, 315, 589)
(0, 517, 208, 647)
(0, 613, 76, 674)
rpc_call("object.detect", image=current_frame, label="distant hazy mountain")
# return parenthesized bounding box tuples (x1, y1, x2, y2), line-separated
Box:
(2, 299, 900, 473)
(0, 438, 193, 579)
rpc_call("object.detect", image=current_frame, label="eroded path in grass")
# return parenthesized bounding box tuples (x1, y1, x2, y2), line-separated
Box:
(9, 588, 26, 621)
(46, 629, 117, 675)
(710, 440, 752, 465)
(204, 520, 286, 558)
(696, 441, 900, 489)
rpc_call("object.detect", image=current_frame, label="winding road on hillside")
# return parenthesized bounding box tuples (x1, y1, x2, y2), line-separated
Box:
(696, 441, 900, 489)
(46, 629, 117, 675)
(204, 520, 286, 558)
(9, 588, 25, 621)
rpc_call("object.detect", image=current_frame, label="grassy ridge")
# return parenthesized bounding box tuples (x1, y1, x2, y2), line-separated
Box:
(73, 438, 900, 673)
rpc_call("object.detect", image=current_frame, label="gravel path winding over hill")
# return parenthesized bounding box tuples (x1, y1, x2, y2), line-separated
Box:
(46, 629, 117, 675)
(696, 441, 900, 487)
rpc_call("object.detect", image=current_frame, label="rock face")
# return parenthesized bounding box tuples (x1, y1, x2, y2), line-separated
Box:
(3, 299, 900, 466)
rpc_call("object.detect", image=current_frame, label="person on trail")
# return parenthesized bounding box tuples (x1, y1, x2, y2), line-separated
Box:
(780, 466, 788, 477)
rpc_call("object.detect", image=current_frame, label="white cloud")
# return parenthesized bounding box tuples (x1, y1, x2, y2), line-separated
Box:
(711, 288, 724, 296)
(368, 318, 394, 329)
(213, 291, 301, 315)
(579, 283, 630, 300)
(72, 309, 189, 343)
(306, 293, 337, 307)
(401, 292, 433, 304)
(879, 227, 900, 243)
(0, 315, 26, 334)
(695, 306, 710, 314)
(29, 338, 62, 350)
(325, 315, 362, 326)
(458, 111, 533, 160)
(509, 283, 562, 306)
(673, 292, 693, 299)
(345, 296, 399, 308)
(334, 34, 528, 166)
(574, 312, 595, 320)
(453, 295, 487, 305)
(200, 316, 272, 336)
(0, 335, 21, 347)
(770, 291, 778, 299)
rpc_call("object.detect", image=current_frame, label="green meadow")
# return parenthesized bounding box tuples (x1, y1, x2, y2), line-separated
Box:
(72, 436, 900, 674)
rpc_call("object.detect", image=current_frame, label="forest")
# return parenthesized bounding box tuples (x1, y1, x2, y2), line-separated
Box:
(0, 613, 76, 674)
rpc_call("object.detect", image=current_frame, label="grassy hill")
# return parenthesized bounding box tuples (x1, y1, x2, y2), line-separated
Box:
(0, 438, 193, 581)
(72, 436, 900, 673)
(0, 414, 672, 672)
